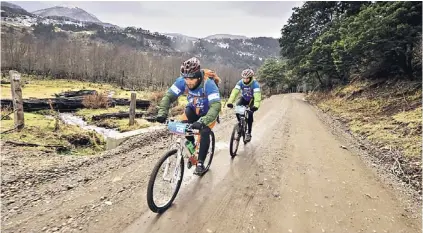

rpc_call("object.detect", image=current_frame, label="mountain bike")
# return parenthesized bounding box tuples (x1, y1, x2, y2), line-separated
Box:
(229, 105, 251, 157)
(146, 119, 215, 213)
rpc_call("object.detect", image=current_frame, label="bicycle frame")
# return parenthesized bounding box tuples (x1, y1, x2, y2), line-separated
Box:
(146, 117, 216, 213)
(162, 120, 200, 182)
(235, 105, 251, 127)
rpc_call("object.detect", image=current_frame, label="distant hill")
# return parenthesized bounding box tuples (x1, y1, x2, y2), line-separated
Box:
(204, 34, 249, 40)
(1, 3, 279, 70)
(32, 6, 102, 23)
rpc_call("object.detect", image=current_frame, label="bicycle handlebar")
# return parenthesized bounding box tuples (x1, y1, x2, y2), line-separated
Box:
(233, 105, 252, 114)
(145, 117, 199, 135)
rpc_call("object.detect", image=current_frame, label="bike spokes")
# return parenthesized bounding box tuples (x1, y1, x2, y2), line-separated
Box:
(151, 153, 181, 208)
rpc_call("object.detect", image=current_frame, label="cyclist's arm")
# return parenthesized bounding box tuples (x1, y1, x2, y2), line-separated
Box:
(227, 81, 241, 104)
(200, 101, 221, 125)
(253, 81, 262, 108)
(199, 80, 222, 126)
(157, 77, 185, 117)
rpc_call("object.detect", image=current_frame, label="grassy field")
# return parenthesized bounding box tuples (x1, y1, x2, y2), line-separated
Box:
(0, 75, 229, 155)
(74, 106, 155, 132)
(0, 75, 150, 99)
(0, 112, 106, 155)
(307, 79, 421, 158)
(0, 76, 150, 155)
(0, 76, 191, 155)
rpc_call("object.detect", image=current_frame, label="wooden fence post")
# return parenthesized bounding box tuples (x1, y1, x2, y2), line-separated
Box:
(9, 70, 24, 131)
(129, 91, 136, 126)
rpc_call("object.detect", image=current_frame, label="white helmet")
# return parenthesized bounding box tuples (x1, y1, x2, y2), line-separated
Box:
(241, 68, 254, 79)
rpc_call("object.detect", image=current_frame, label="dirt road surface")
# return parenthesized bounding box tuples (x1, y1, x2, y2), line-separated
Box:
(2, 94, 421, 233)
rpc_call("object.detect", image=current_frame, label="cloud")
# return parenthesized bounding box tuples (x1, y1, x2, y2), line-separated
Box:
(225, 1, 303, 18)
(11, 1, 302, 38)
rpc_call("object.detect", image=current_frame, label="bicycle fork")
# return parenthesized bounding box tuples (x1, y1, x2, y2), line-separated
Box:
(162, 140, 184, 183)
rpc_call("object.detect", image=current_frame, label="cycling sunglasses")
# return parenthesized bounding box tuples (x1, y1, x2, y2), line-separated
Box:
(183, 76, 197, 80)
(182, 71, 201, 79)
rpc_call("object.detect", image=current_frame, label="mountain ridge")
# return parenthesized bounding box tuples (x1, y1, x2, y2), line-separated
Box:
(32, 6, 102, 23)
(1, 2, 279, 70)
(205, 34, 249, 40)
(1, 1, 24, 10)
(4, 2, 263, 40)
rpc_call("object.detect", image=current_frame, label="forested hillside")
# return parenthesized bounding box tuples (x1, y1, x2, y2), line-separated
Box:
(258, 1, 421, 91)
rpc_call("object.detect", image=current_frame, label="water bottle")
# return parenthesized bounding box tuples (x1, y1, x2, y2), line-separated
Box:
(185, 140, 195, 155)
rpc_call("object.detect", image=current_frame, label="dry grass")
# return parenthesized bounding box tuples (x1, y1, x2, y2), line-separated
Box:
(118, 119, 151, 132)
(75, 106, 151, 132)
(0, 76, 180, 153)
(0, 113, 106, 155)
(0, 75, 150, 99)
(149, 91, 165, 103)
(82, 92, 110, 109)
(75, 106, 129, 120)
(92, 118, 152, 132)
(170, 104, 185, 117)
(1, 106, 13, 120)
(146, 91, 188, 118)
(308, 80, 422, 158)
(146, 91, 165, 116)
(393, 108, 421, 125)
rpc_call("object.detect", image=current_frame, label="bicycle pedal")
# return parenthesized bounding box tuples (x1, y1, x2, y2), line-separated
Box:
(193, 168, 206, 176)
(188, 156, 197, 169)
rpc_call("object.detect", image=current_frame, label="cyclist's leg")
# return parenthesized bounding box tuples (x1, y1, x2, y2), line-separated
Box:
(235, 98, 242, 122)
(247, 112, 254, 134)
(247, 99, 255, 134)
(183, 106, 199, 144)
(197, 120, 216, 173)
(198, 126, 211, 163)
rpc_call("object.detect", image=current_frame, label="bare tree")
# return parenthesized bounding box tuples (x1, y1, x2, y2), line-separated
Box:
(1, 30, 244, 95)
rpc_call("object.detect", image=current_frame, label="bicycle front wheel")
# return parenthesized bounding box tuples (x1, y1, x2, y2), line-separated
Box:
(203, 130, 215, 171)
(229, 124, 240, 157)
(242, 119, 249, 144)
(146, 149, 184, 213)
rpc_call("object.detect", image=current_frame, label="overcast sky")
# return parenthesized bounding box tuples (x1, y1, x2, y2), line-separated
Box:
(11, 1, 303, 38)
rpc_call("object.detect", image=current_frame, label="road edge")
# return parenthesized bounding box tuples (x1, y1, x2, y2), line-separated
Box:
(302, 96, 422, 221)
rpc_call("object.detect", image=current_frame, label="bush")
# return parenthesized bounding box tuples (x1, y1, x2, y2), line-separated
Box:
(1, 106, 13, 120)
(170, 104, 185, 116)
(146, 91, 165, 115)
(82, 92, 110, 109)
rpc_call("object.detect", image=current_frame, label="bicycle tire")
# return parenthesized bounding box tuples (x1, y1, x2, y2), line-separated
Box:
(229, 124, 240, 157)
(146, 149, 184, 213)
(241, 119, 248, 144)
(202, 131, 215, 173)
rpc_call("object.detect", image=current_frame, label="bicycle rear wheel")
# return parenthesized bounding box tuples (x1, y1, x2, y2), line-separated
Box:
(146, 149, 184, 213)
